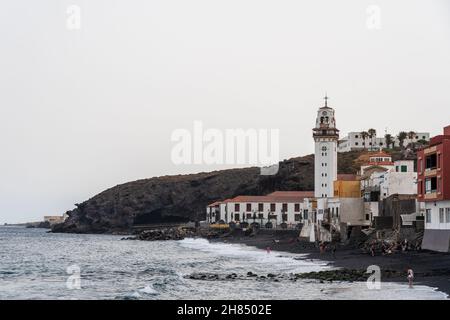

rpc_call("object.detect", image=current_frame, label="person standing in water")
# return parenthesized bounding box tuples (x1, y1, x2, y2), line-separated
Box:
(407, 268, 414, 288)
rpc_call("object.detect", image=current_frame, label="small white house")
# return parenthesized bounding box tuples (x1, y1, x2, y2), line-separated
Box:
(338, 131, 430, 152)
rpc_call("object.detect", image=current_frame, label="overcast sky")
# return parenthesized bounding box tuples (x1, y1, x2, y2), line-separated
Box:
(1, 0, 449, 223)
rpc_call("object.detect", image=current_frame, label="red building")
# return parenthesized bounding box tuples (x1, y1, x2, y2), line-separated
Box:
(418, 125, 450, 252)
(417, 125, 450, 201)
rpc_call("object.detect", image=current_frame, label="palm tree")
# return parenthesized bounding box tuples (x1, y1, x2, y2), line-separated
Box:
(360, 131, 369, 149)
(384, 133, 393, 149)
(407, 131, 416, 147)
(397, 131, 408, 149)
(368, 128, 376, 150)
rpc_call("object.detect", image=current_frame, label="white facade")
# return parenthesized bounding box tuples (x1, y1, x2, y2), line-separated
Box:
(424, 200, 450, 230)
(338, 131, 430, 152)
(313, 102, 338, 198)
(361, 160, 417, 200)
(207, 197, 314, 227)
(379, 172, 417, 200)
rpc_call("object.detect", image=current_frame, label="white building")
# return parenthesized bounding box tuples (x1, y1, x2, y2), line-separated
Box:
(338, 131, 430, 152)
(359, 153, 418, 223)
(206, 191, 315, 227)
(379, 160, 417, 200)
(313, 96, 339, 198)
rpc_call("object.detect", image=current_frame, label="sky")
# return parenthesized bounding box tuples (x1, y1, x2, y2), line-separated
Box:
(0, 0, 449, 223)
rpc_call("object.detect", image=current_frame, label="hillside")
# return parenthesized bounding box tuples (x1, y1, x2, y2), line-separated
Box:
(52, 150, 394, 234)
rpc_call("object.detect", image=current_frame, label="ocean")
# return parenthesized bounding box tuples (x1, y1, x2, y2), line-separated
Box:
(0, 226, 447, 300)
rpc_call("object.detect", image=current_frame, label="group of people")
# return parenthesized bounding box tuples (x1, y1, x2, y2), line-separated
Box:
(368, 238, 421, 257)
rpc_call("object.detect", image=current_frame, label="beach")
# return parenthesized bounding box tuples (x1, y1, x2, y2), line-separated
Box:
(209, 229, 450, 296)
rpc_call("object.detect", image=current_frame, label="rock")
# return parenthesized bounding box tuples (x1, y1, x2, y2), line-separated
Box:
(51, 154, 325, 233)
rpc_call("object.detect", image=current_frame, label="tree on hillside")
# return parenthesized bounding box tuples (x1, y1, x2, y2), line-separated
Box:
(360, 131, 369, 148)
(384, 133, 393, 149)
(368, 128, 376, 150)
(397, 131, 408, 149)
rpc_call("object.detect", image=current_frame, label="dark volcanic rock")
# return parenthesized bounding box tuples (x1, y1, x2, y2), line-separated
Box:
(122, 227, 196, 241)
(52, 152, 366, 234)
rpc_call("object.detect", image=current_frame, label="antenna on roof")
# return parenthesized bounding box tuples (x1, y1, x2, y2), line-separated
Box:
(324, 93, 329, 107)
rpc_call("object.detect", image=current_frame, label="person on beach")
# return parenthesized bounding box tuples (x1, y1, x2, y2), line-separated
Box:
(319, 242, 325, 254)
(331, 243, 336, 258)
(407, 268, 414, 288)
(266, 246, 271, 254)
(370, 242, 375, 257)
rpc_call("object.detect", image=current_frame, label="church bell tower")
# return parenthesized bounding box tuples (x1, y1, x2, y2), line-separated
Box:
(313, 95, 339, 198)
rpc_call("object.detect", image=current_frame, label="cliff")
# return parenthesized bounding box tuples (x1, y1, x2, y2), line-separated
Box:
(52, 151, 364, 234)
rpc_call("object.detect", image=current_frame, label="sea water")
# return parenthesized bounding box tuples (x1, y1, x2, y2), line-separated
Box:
(0, 226, 447, 300)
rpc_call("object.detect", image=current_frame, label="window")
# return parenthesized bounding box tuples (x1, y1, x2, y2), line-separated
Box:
(365, 214, 370, 221)
(336, 208, 339, 217)
(270, 203, 276, 211)
(426, 209, 431, 223)
(425, 154, 437, 170)
(446, 208, 450, 223)
(282, 203, 288, 212)
(355, 135, 359, 138)
(396, 166, 399, 172)
(425, 177, 437, 194)
(439, 208, 445, 223)
(401, 165, 407, 172)
(304, 210, 308, 220)
(234, 204, 240, 212)
(294, 204, 300, 212)
(422, 136, 426, 139)
(258, 213, 264, 219)
(355, 142, 359, 146)
(234, 213, 240, 221)
(246, 213, 252, 219)
(246, 203, 252, 212)
(294, 214, 301, 221)
(258, 203, 264, 212)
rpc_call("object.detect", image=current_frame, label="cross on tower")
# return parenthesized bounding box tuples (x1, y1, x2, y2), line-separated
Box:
(324, 94, 329, 107)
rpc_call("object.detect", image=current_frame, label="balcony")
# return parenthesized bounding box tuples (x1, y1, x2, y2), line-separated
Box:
(424, 192, 437, 200)
(424, 168, 437, 177)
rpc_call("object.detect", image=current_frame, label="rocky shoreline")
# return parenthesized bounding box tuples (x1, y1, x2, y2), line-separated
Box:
(185, 269, 406, 283)
(121, 227, 197, 241)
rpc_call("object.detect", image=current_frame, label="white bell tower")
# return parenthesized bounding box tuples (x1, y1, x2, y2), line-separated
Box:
(313, 95, 339, 198)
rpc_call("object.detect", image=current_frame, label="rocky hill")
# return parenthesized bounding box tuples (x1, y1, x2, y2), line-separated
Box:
(52, 151, 367, 234)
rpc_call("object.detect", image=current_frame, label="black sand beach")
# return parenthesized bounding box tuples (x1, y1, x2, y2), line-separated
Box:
(210, 230, 450, 297)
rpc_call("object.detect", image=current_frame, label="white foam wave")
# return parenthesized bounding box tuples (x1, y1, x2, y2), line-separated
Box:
(178, 238, 329, 273)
